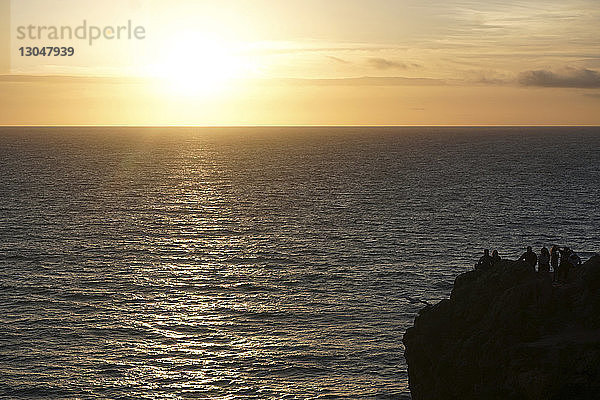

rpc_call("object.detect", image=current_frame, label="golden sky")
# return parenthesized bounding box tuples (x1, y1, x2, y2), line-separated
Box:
(1, 0, 599, 125)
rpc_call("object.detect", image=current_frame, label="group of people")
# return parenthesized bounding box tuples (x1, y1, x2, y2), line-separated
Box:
(476, 245, 582, 283)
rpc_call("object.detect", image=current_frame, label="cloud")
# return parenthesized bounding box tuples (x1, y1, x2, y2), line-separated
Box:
(456, 69, 511, 85)
(276, 76, 444, 86)
(327, 56, 351, 64)
(518, 68, 600, 88)
(368, 58, 407, 70)
(367, 57, 425, 71)
(249, 45, 399, 56)
(0, 74, 142, 84)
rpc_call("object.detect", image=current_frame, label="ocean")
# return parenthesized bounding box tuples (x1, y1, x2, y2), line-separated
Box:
(1, 126, 599, 399)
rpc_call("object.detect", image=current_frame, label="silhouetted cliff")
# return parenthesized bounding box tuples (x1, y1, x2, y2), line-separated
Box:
(403, 255, 600, 400)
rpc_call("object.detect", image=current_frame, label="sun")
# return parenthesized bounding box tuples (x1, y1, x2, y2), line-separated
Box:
(151, 32, 250, 97)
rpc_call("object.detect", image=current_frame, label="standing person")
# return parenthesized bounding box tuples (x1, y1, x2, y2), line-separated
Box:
(518, 246, 538, 271)
(558, 247, 572, 282)
(568, 249, 581, 269)
(476, 249, 493, 271)
(538, 247, 550, 274)
(491, 250, 501, 265)
(550, 245, 560, 282)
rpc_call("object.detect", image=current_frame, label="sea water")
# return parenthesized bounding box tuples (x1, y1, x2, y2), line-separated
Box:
(1, 127, 599, 399)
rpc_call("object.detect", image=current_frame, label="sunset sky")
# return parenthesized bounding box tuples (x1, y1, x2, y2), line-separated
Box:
(1, 0, 599, 125)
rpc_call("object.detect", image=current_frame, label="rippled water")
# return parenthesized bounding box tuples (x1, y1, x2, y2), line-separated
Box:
(0, 127, 599, 399)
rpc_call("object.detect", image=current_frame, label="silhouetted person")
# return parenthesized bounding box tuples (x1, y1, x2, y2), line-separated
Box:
(476, 249, 493, 271)
(538, 247, 550, 273)
(557, 247, 572, 283)
(550, 245, 560, 282)
(518, 246, 537, 271)
(491, 250, 501, 265)
(568, 249, 581, 268)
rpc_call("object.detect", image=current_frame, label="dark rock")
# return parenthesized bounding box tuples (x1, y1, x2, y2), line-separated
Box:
(404, 255, 600, 400)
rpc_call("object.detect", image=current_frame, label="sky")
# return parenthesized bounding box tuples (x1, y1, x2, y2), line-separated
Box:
(1, 0, 599, 125)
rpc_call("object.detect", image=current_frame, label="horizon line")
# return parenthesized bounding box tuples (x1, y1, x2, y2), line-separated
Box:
(1, 124, 600, 128)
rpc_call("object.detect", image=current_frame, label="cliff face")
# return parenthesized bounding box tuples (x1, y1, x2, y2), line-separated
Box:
(403, 255, 600, 400)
